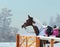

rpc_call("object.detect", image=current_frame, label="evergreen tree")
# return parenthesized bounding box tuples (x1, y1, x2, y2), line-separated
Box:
(0, 8, 19, 42)
(49, 16, 54, 27)
(56, 14, 60, 26)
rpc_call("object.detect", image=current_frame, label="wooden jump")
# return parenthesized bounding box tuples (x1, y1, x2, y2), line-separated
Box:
(16, 34, 60, 47)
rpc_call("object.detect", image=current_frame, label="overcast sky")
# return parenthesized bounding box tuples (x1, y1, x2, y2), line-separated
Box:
(0, 0, 60, 28)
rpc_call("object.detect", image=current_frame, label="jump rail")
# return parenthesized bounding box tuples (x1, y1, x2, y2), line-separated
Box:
(16, 34, 60, 47)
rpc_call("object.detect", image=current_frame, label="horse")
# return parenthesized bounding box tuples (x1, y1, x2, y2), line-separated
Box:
(21, 15, 60, 47)
(21, 15, 47, 47)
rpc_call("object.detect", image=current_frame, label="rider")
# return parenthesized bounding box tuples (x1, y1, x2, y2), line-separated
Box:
(45, 26, 53, 36)
(52, 25, 59, 37)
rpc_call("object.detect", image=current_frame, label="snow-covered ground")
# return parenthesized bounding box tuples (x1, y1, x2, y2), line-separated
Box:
(46, 43, 60, 47)
(0, 42, 16, 47)
(0, 42, 60, 47)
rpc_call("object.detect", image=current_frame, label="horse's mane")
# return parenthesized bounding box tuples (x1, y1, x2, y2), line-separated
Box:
(33, 18, 47, 29)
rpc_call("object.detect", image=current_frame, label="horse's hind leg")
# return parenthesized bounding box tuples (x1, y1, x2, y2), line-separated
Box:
(40, 40, 43, 47)
(43, 40, 46, 47)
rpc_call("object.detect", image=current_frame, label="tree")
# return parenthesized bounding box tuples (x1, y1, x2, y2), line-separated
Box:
(49, 16, 54, 27)
(0, 8, 19, 42)
(55, 14, 60, 26)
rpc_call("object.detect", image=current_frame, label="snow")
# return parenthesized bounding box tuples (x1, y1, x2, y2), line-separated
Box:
(0, 42, 60, 47)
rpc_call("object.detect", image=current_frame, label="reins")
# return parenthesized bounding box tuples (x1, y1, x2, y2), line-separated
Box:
(24, 28, 35, 34)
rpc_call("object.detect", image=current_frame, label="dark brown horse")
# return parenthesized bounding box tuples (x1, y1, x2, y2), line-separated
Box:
(22, 15, 40, 35)
(21, 15, 60, 47)
(22, 15, 44, 47)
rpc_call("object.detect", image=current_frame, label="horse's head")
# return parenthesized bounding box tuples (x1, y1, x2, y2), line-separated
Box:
(21, 15, 35, 28)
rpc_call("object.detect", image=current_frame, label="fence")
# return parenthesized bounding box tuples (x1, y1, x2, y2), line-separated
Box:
(16, 34, 60, 47)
